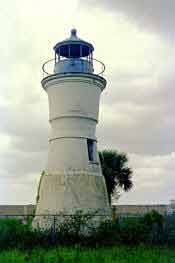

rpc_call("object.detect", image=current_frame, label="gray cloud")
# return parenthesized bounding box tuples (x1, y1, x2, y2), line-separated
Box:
(0, 182, 37, 205)
(118, 153, 175, 204)
(0, 150, 47, 177)
(0, 0, 174, 205)
(82, 0, 175, 37)
(97, 68, 175, 155)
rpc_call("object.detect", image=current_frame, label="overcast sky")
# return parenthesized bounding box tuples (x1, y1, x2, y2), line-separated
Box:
(0, 0, 175, 205)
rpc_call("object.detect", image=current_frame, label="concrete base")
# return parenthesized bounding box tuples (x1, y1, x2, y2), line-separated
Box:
(33, 171, 111, 229)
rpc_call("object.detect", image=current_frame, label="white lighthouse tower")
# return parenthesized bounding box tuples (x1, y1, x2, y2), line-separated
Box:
(34, 29, 110, 226)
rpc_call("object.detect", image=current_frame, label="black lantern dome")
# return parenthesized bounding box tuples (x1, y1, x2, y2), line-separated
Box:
(54, 29, 94, 58)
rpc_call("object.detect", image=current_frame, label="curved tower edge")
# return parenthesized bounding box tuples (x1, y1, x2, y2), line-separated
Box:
(41, 72, 106, 92)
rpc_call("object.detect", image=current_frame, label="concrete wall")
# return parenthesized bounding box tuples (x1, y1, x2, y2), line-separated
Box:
(0, 205, 35, 215)
(113, 205, 168, 216)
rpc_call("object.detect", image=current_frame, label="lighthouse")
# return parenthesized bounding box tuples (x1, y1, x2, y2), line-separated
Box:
(34, 29, 110, 227)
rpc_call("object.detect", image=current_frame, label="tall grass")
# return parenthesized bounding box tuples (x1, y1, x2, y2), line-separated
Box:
(0, 246, 174, 263)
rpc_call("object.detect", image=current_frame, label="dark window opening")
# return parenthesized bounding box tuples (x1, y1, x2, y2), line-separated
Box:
(87, 139, 94, 162)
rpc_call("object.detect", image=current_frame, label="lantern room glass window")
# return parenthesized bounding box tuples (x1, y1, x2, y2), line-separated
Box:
(58, 44, 92, 58)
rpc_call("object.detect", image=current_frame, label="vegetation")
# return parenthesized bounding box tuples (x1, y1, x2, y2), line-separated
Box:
(0, 245, 174, 263)
(0, 211, 175, 262)
(99, 150, 133, 204)
(0, 210, 175, 250)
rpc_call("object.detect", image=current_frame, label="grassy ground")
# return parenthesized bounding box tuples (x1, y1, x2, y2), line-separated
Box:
(0, 246, 175, 263)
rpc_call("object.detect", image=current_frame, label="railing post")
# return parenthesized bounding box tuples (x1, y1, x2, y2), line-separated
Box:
(50, 215, 56, 244)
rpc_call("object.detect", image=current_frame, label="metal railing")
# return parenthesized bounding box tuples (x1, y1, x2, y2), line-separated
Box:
(42, 57, 105, 78)
(0, 213, 110, 227)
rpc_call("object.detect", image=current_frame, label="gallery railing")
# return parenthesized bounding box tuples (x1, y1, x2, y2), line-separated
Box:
(42, 57, 105, 78)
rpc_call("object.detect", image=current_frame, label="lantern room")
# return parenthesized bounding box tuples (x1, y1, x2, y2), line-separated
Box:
(53, 29, 94, 74)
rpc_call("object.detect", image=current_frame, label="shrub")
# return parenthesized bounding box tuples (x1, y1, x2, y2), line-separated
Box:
(55, 211, 99, 246)
(0, 218, 52, 250)
(162, 214, 175, 245)
(143, 210, 164, 244)
(0, 218, 29, 249)
(118, 217, 148, 245)
(143, 210, 163, 228)
(93, 218, 120, 246)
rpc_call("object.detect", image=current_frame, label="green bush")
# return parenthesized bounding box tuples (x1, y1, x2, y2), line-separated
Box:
(55, 211, 98, 246)
(143, 210, 164, 244)
(162, 214, 175, 244)
(117, 217, 149, 245)
(0, 218, 52, 250)
(93, 219, 120, 246)
(143, 210, 163, 228)
(0, 218, 28, 249)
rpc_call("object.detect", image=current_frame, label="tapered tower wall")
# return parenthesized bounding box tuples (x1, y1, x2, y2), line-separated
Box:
(34, 73, 110, 218)
(45, 74, 105, 171)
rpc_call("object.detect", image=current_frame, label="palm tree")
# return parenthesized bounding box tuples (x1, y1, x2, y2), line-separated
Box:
(99, 150, 133, 205)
